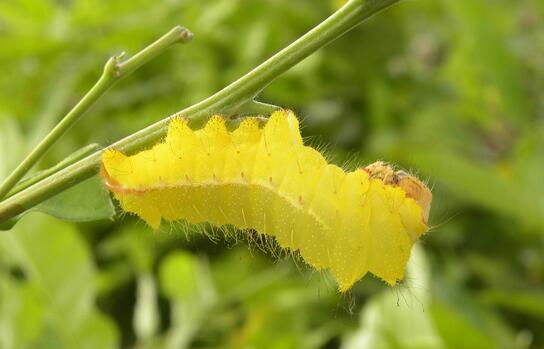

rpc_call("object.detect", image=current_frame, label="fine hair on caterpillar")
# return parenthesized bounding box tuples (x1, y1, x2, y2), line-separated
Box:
(166, 217, 291, 263)
(101, 110, 432, 292)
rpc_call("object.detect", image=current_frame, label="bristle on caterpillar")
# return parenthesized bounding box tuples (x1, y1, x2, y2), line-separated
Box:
(100, 110, 432, 292)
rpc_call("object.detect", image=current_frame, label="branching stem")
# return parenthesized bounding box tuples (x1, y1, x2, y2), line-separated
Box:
(0, 26, 193, 200)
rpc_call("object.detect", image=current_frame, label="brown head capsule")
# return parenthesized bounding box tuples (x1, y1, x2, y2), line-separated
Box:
(364, 161, 432, 224)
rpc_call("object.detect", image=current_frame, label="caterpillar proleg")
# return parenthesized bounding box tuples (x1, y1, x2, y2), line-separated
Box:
(101, 110, 432, 291)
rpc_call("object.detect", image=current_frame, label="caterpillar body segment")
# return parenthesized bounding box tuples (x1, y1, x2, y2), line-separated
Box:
(101, 110, 431, 291)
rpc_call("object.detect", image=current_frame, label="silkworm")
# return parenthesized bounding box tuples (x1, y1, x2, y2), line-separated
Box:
(101, 110, 432, 291)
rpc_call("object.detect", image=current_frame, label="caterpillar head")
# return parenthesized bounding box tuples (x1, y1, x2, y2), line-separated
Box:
(364, 161, 432, 225)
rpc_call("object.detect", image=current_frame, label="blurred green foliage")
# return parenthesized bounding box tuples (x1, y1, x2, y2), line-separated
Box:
(1, 0, 543, 348)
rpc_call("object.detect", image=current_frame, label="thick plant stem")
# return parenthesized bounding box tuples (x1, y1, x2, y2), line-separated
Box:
(0, 26, 193, 200)
(0, 0, 400, 223)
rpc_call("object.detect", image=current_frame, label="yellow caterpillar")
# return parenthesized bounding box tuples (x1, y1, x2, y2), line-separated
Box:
(101, 110, 432, 291)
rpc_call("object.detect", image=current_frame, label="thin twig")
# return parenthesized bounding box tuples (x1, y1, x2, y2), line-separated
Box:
(0, 26, 193, 200)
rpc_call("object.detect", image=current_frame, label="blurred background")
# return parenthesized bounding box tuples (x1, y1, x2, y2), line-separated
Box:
(1, 0, 543, 348)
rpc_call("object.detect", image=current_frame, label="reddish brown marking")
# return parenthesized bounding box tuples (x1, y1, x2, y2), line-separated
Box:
(362, 161, 432, 225)
(99, 164, 147, 195)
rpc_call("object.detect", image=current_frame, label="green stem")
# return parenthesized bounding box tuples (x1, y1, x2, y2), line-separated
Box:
(0, 26, 193, 200)
(239, 101, 281, 116)
(7, 144, 100, 198)
(0, 0, 400, 223)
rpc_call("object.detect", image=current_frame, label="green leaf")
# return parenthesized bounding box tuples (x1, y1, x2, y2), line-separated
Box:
(0, 175, 115, 231)
(430, 277, 520, 349)
(5, 214, 96, 322)
(480, 290, 544, 320)
(430, 302, 495, 349)
(31, 175, 115, 222)
(343, 245, 445, 349)
(0, 217, 17, 231)
(0, 277, 43, 349)
(97, 225, 155, 273)
(70, 311, 119, 349)
(159, 251, 215, 349)
(160, 251, 201, 300)
(0, 213, 119, 349)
